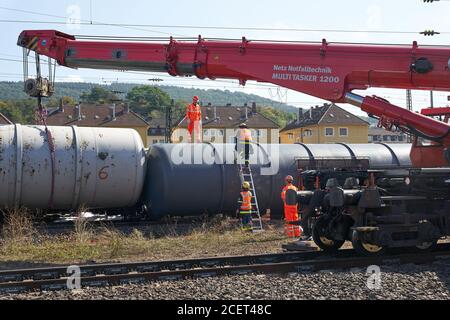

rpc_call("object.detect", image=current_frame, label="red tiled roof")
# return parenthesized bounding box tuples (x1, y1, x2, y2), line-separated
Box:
(281, 104, 368, 132)
(46, 104, 149, 127)
(0, 112, 12, 125)
(177, 105, 279, 129)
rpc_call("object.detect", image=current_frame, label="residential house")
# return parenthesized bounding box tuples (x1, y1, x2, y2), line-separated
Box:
(147, 116, 167, 145)
(172, 103, 280, 143)
(368, 127, 408, 143)
(46, 103, 151, 147)
(280, 103, 369, 144)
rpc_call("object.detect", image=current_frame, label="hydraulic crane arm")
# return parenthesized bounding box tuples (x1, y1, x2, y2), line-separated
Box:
(18, 30, 450, 101)
(17, 30, 450, 167)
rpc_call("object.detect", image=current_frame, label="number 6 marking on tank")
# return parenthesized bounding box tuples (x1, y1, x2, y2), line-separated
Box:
(98, 166, 109, 180)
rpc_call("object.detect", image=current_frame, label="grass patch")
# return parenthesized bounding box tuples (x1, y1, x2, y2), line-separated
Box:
(0, 212, 290, 265)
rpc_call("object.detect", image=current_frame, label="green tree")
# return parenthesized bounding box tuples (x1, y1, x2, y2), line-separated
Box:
(0, 101, 23, 123)
(80, 87, 119, 104)
(126, 85, 171, 118)
(0, 99, 37, 124)
(45, 96, 77, 109)
(257, 106, 296, 127)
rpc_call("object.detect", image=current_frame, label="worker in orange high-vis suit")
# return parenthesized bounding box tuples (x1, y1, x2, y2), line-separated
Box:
(236, 123, 252, 167)
(281, 175, 302, 238)
(238, 181, 253, 231)
(186, 96, 202, 143)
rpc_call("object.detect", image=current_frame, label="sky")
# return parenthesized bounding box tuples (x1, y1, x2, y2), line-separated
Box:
(0, 0, 450, 116)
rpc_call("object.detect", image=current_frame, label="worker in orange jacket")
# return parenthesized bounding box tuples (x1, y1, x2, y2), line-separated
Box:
(238, 181, 253, 231)
(281, 175, 302, 238)
(186, 96, 202, 143)
(236, 123, 252, 167)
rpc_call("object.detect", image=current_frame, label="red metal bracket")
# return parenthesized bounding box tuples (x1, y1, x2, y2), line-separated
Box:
(239, 37, 248, 55)
(165, 37, 179, 76)
(194, 35, 214, 80)
(377, 115, 408, 132)
(320, 39, 328, 57)
(377, 115, 396, 131)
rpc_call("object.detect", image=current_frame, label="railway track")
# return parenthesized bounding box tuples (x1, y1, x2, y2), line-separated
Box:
(34, 216, 220, 234)
(1, 244, 449, 294)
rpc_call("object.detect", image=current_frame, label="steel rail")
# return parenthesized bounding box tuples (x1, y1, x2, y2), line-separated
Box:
(35, 216, 215, 231)
(1, 245, 449, 294)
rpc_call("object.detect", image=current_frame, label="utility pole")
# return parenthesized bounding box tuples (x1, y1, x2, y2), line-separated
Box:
(406, 89, 413, 143)
(165, 99, 174, 143)
(406, 89, 412, 111)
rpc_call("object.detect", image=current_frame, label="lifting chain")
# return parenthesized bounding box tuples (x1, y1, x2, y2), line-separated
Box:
(35, 96, 56, 209)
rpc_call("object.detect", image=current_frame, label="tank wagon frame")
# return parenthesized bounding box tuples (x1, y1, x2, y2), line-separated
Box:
(298, 168, 450, 256)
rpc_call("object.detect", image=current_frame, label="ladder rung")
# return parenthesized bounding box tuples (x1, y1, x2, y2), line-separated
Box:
(238, 165, 263, 233)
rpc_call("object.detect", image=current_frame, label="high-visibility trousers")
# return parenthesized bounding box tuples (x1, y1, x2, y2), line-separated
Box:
(240, 211, 253, 231)
(188, 120, 202, 143)
(284, 205, 302, 238)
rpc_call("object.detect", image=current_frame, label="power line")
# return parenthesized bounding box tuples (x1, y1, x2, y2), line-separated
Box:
(1, 18, 449, 35)
(0, 6, 187, 37)
(3, 3, 449, 37)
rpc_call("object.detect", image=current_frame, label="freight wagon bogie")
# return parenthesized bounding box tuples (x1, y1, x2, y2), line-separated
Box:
(306, 170, 450, 256)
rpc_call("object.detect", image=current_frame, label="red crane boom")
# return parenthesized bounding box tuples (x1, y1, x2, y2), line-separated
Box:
(17, 30, 450, 167)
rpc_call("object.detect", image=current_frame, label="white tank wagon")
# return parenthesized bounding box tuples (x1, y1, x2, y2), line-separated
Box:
(0, 124, 146, 210)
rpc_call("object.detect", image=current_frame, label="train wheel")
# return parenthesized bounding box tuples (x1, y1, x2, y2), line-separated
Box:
(415, 240, 438, 251)
(351, 230, 386, 256)
(312, 217, 345, 252)
(415, 221, 439, 251)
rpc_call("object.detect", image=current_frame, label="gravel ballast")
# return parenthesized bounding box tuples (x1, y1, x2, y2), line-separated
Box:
(1, 259, 449, 300)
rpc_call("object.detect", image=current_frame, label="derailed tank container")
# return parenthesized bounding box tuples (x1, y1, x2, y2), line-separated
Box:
(143, 143, 412, 219)
(0, 124, 146, 210)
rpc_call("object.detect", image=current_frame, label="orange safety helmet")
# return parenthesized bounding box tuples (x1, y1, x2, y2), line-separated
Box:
(285, 175, 294, 183)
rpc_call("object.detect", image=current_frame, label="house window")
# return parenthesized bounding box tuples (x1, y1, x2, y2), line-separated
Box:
(152, 139, 158, 144)
(398, 135, 404, 142)
(383, 135, 388, 141)
(159, 139, 165, 143)
(203, 129, 209, 136)
(325, 128, 334, 136)
(303, 129, 312, 137)
(288, 133, 294, 140)
(218, 129, 224, 136)
(339, 128, 348, 136)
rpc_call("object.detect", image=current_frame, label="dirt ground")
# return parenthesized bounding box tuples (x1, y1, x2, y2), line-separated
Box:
(0, 217, 301, 269)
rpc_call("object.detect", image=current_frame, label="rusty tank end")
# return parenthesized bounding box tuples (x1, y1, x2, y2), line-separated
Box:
(0, 124, 146, 210)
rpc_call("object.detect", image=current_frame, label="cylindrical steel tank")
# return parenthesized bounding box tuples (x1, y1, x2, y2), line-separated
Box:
(0, 124, 146, 210)
(143, 143, 412, 219)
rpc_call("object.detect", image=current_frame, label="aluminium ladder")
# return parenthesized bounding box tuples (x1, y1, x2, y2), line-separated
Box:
(238, 162, 264, 232)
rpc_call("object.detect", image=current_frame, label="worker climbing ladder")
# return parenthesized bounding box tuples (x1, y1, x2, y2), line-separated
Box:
(238, 163, 264, 232)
